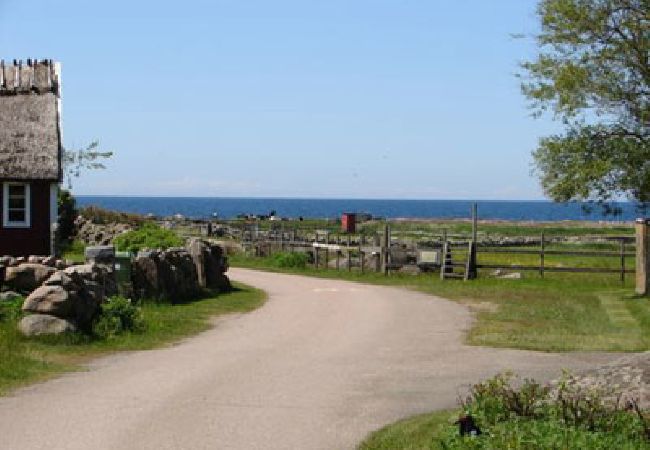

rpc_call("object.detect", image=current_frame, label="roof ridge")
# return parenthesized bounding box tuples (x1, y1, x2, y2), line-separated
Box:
(0, 59, 60, 96)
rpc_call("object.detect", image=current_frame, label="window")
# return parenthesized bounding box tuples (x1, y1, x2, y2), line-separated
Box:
(2, 183, 30, 228)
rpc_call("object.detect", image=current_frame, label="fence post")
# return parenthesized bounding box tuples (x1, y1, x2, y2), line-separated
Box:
(382, 224, 390, 276)
(620, 238, 626, 284)
(314, 246, 319, 269)
(637, 219, 650, 296)
(539, 231, 544, 278)
(347, 235, 352, 272)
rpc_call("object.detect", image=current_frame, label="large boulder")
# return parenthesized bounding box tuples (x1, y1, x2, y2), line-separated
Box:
(22, 285, 75, 318)
(18, 314, 77, 336)
(133, 248, 201, 302)
(186, 239, 231, 292)
(4, 264, 56, 293)
(21, 267, 105, 329)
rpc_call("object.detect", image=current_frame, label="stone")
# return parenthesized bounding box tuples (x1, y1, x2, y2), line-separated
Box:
(18, 314, 77, 336)
(43, 256, 57, 267)
(4, 263, 56, 293)
(22, 285, 74, 318)
(0, 256, 16, 267)
(499, 272, 522, 280)
(399, 265, 422, 275)
(44, 270, 84, 290)
(55, 259, 67, 270)
(186, 239, 231, 292)
(84, 245, 115, 264)
(133, 248, 201, 302)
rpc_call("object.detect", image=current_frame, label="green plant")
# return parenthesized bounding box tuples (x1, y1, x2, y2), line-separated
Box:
(361, 372, 650, 449)
(56, 189, 77, 244)
(93, 296, 145, 339)
(0, 296, 23, 323)
(271, 252, 310, 269)
(113, 223, 183, 253)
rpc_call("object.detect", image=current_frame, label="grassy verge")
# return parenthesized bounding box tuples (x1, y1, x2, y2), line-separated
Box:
(358, 373, 650, 449)
(0, 282, 265, 396)
(230, 253, 649, 352)
(359, 410, 455, 450)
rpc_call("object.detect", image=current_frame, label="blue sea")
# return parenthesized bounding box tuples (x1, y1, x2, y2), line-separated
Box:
(75, 197, 644, 222)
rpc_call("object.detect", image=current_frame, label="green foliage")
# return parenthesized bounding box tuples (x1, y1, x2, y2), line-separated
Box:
(113, 223, 183, 253)
(0, 296, 23, 323)
(80, 205, 147, 226)
(361, 373, 650, 449)
(521, 0, 649, 206)
(92, 296, 145, 339)
(271, 251, 310, 268)
(56, 189, 77, 244)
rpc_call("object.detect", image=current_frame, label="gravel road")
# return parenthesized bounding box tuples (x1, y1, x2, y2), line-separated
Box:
(0, 269, 619, 450)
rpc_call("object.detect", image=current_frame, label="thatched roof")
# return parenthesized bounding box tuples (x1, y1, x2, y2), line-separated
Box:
(0, 60, 62, 181)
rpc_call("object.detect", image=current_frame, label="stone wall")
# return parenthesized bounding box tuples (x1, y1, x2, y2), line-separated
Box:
(74, 216, 132, 246)
(132, 240, 230, 303)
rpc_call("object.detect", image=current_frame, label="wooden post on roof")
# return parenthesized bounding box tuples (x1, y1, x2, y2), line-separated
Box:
(636, 219, 650, 296)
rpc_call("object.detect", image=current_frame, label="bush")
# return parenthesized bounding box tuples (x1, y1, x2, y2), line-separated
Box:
(93, 296, 145, 339)
(271, 252, 309, 268)
(0, 296, 23, 323)
(436, 372, 649, 449)
(80, 205, 147, 226)
(113, 223, 184, 253)
(57, 189, 77, 243)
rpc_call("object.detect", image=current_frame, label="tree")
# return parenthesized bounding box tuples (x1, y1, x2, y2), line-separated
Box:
(62, 141, 113, 190)
(521, 0, 649, 209)
(57, 141, 112, 244)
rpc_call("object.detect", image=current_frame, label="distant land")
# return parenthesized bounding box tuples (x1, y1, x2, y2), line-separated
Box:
(75, 196, 644, 222)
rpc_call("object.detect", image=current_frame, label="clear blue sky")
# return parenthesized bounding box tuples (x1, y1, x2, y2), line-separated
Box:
(0, 0, 560, 199)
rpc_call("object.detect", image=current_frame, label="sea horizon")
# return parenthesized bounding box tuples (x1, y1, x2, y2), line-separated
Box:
(76, 196, 645, 222)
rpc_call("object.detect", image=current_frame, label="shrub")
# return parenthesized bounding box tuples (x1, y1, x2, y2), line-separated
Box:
(0, 296, 23, 323)
(438, 373, 649, 449)
(57, 189, 77, 243)
(80, 205, 147, 226)
(271, 252, 309, 268)
(114, 223, 184, 253)
(93, 296, 144, 339)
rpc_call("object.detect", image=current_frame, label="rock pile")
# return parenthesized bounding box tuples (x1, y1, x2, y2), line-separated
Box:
(74, 216, 132, 246)
(133, 240, 231, 302)
(552, 352, 650, 410)
(187, 239, 231, 291)
(132, 248, 201, 303)
(19, 263, 114, 336)
(0, 255, 72, 293)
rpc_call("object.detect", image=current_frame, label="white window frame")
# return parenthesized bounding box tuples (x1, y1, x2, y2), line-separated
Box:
(2, 182, 31, 228)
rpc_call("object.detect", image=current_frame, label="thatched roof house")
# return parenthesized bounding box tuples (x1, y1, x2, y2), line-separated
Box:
(0, 59, 62, 256)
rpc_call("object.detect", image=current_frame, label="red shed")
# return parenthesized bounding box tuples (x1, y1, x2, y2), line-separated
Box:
(0, 59, 62, 256)
(341, 213, 356, 233)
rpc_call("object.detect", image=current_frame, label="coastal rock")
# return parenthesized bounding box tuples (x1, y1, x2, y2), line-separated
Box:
(18, 314, 77, 336)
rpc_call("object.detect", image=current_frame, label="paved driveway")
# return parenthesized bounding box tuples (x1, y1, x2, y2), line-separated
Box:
(0, 269, 619, 450)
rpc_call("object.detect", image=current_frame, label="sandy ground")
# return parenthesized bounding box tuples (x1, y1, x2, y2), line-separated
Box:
(0, 269, 621, 450)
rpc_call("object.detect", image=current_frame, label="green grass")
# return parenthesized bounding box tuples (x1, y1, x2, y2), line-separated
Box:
(0, 282, 265, 395)
(60, 240, 86, 263)
(231, 253, 649, 352)
(359, 373, 650, 449)
(359, 410, 455, 450)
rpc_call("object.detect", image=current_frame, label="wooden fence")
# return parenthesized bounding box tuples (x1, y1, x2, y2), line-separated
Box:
(231, 224, 636, 283)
